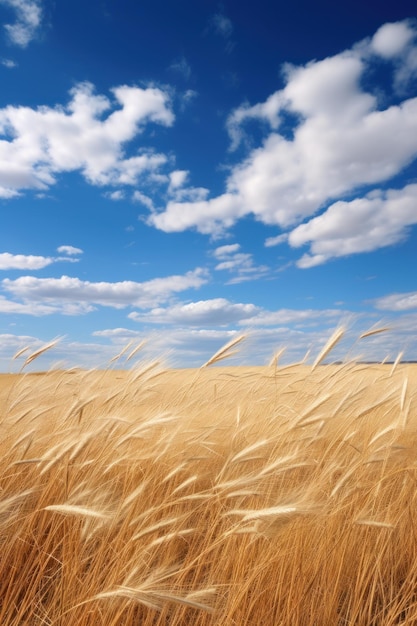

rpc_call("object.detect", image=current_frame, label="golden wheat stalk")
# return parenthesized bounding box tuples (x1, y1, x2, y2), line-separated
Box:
(312, 327, 345, 370)
(43, 504, 111, 519)
(200, 334, 246, 367)
(21, 338, 61, 369)
(359, 326, 390, 339)
(109, 341, 134, 363)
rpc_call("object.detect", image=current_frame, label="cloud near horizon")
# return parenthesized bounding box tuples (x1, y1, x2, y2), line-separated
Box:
(1, 269, 208, 314)
(373, 291, 417, 311)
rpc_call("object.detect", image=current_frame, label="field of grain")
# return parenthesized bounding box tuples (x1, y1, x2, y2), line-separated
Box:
(1, 338, 417, 624)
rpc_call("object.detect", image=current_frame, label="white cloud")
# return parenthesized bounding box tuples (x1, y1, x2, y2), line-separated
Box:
(132, 190, 154, 210)
(150, 21, 417, 248)
(93, 328, 143, 340)
(105, 190, 125, 201)
(3, 314, 417, 370)
(0, 81, 174, 197)
(394, 46, 417, 92)
(0, 249, 83, 270)
(128, 298, 259, 326)
(264, 233, 288, 247)
(287, 184, 417, 267)
(212, 243, 269, 283)
(150, 192, 242, 235)
(0, 0, 42, 47)
(371, 21, 415, 58)
(1, 57, 17, 67)
(370, 20, 417, 93)
(0, 252, 54, 270)
(0, 295, 60, 315)
(56, 245, 83, 256)
(168, 169, 189, 191)
(1, 269, 208, 312)
(166, 170, 210, 203)
(213, 243, 240, 258)
(182, 89, 198, 106)
(373, 291, 417, 311)
(241, 308, 344, 327)
(127, 298, 345, 335)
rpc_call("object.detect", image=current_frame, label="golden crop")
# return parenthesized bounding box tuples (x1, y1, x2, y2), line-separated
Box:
(1, 334, 416, 624)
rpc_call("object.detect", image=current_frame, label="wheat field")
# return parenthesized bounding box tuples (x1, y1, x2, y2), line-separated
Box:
(1, 336, 417, 625)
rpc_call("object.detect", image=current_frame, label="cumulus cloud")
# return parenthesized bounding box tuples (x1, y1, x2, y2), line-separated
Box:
(0, 250, 83, 270)
(285, 184, 417, 268)
(150, 192, 242, 235)
(128, 298, 259, 326)
(211, 11, 233, 38)
(150, 20, 417, 258)
(168, 169, 189, 191)
(371, 21, 415, 58)
(370, 20, 417, 92)
(1, 269, 208, 313)
(0, 252, 54, 270)
(0, 0, 42, 47)
(0, 81, 174, 198)
(373, 291, 417, 311)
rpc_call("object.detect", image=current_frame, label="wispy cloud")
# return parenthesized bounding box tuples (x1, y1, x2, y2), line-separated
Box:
(1, 57, 17, 67)
(208, 7, 235, 53)
(104, 190, 125, 201)
(56, 245, 83, 256)
(0, 0, 43, 47)
(211, 11, 233, 38)
(132, 190, 155, 210)
(212, 243, 269, 283)
(169, 55, 192, 80)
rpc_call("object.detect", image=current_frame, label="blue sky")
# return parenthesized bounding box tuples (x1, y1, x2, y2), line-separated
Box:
(0, 0, 416, 370)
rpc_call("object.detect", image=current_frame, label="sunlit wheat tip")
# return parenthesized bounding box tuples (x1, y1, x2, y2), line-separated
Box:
(355, 519, 395, 529)
(201, 334, 246, 367)
(359, 326, 390, 339)
(312, 327, 345, 370)
(43, 504, 111, 519)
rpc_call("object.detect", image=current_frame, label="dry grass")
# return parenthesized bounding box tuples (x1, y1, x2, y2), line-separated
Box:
(1, 339, 417, 624)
